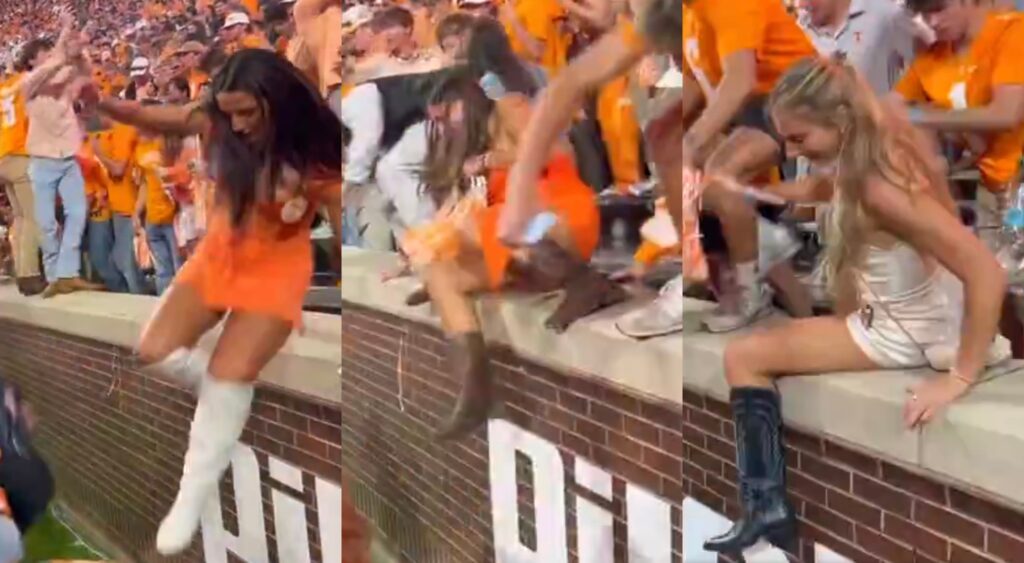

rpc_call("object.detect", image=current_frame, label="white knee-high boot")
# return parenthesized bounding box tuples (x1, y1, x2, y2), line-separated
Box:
(156, 376, 254, 554)
(150, 347, 211, 388)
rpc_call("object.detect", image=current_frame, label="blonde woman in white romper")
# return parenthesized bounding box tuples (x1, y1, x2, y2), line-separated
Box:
(702, 56, 1010, 556)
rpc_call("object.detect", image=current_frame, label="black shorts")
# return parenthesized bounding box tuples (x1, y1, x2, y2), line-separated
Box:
(699, 206, 787, 256)
(732, 96, 785, 151)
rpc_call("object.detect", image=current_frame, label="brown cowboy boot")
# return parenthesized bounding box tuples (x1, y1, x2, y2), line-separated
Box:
(405, 286, 430, 306)
(15, 276, 45, 297)
(524, 239, 627, 333)
(435, 332, 494, 441)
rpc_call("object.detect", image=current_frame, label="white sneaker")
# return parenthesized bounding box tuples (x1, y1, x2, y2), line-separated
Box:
(156, 377, 254, 554)
(702, 283, 774, 334)
(615, 274, 685, 339)
(151, 348, 211, 389)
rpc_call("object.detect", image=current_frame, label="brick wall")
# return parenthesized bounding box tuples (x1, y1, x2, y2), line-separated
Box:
(683, 390, 1024, 563)
(342, 302, 1024, 563)
(0, 318, 341, 562)
(342, 302, 686, 562)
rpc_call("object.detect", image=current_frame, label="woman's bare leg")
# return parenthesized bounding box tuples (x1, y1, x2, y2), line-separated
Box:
(208, 312, 293, 382)
(765, 263, 814, 318)
(706, 316, 879, 555)
(137, 283, 223, 364)
(724, 316, 879, 388)
(420, 252, 498, 440)
(156, 310, 291, 554)
(137, 283, 224, 387)
(423, 253, 490, 336)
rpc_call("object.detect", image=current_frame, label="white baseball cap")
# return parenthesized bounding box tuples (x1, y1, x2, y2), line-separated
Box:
(222, 11, 251, 29)
(129, 57, 150, 77)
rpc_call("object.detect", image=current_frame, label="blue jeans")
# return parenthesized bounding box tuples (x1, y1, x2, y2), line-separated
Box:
(86, 219, 127, 292)
(341, 206, 363, 247)
(146, 223, 181, 295)
(28, 157, 86, 280)
(111, 214, 146, 294)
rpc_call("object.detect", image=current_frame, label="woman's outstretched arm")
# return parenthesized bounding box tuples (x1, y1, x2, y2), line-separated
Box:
(500, 28, 645, 243)
(95, 96, 209, 137)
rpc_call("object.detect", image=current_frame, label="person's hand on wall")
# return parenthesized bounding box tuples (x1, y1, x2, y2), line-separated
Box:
(903, 374, 972, 429)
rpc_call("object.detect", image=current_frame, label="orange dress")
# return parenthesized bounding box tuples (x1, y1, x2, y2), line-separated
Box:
(476, 153, 600, 289)
(175, 180, 338, 328)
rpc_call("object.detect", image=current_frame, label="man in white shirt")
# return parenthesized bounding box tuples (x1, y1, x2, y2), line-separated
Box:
(342, 75, 441, 251)
(796, 0, 917, 94)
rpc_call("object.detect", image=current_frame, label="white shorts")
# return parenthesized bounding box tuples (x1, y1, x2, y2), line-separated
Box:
(845, 306, 945, 369)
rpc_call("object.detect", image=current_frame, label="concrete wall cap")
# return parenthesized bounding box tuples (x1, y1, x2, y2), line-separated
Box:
(0, 284, 340, 404)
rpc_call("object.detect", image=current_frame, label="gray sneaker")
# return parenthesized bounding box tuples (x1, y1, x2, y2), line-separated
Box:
(758, 218, 802, 276)
(797, 256, 832, 310)
(615, 274, 685, 339)
(702, 282, 774, 334)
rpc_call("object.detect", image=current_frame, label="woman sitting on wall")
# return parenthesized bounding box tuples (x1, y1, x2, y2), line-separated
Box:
(703, 56, 1011, 555)
(401, 69, 624, 441)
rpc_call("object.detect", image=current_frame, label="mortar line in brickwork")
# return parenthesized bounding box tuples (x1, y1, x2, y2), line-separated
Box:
(355, 307, 683, 408)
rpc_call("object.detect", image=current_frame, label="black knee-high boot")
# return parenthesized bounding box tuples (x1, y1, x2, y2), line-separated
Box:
(435, 332, 494, 441)
(703, 387, 797, 554)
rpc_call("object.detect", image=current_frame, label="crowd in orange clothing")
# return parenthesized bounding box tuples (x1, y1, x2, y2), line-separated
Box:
(340, 0, 681, 339)
(0, 0, 356, 558)
(0, 0, 344, 298)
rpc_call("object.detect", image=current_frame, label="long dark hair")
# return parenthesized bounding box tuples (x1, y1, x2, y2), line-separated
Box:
(421, 69, 494, 206)
(466, 17, 539, 97)
(205, 49, 342, 227)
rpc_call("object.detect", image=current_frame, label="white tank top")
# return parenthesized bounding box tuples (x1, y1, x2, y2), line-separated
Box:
(855, 241, 963, 345)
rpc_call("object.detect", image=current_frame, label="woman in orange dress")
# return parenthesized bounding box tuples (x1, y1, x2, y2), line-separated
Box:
(402, 69, 624, 440)
(86, 49, 342, 555)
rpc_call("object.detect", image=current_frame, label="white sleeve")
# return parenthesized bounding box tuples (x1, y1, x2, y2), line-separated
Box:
(341, 83, 385, 186)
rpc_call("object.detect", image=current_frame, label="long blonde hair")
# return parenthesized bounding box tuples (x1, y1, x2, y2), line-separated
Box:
(768, 56, 949, 296)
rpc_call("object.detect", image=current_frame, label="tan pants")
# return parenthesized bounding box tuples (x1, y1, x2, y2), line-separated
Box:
(0, 155, 40, 278)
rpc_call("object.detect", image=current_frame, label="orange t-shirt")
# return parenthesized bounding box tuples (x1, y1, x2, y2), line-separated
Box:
(618, 17, 649, 56)
(188, 69, 210, 101)
(294, 2, 343, 96)
(134, 139, 177, 225)
(226, 33, 272, 55)
(115, 44, 131, 67)
(682, 0, 815, 98)
(242, 0, 261, 17)
(95, 124, 140, 216)
(503, 0, 569, 75)
(412, 7, 438, 50)
(0, 72, 27, 157)
(896, 11, 1024, 189)
(79, 139, 113, 222)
